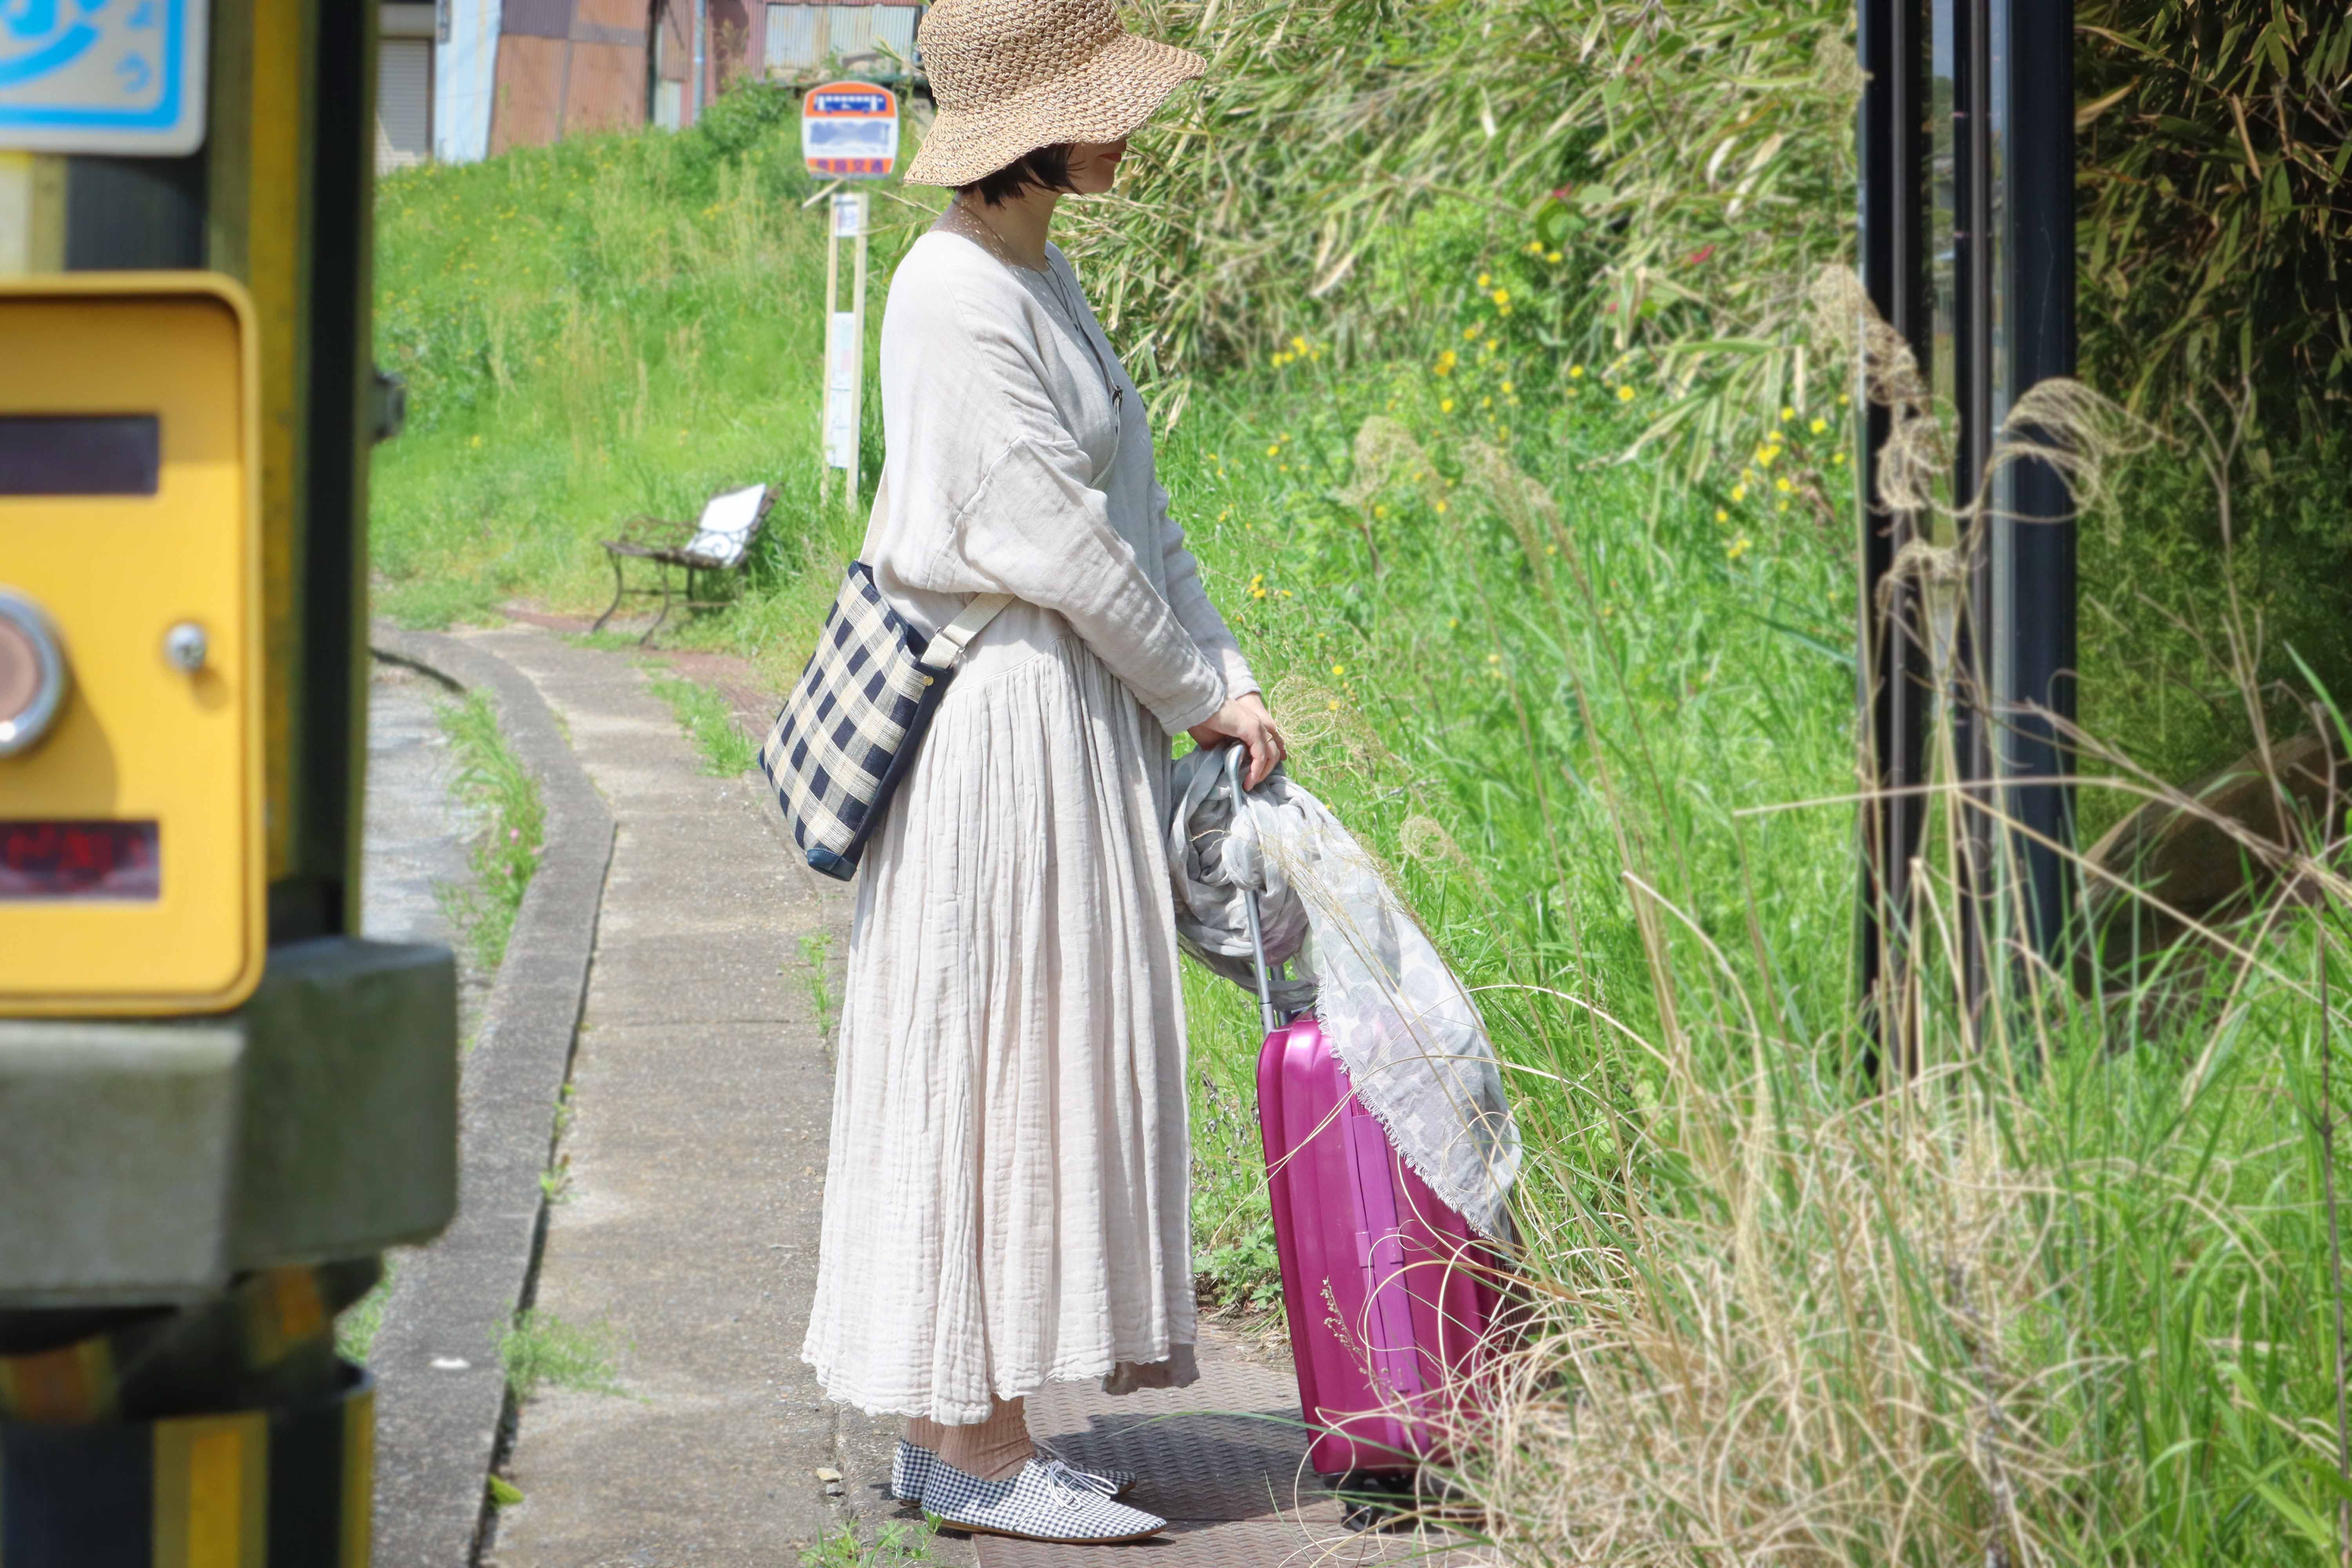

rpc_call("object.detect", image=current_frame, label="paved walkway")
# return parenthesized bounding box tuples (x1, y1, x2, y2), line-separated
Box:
(454, 625, 1474, 1567)
(361, 659, 475, 951)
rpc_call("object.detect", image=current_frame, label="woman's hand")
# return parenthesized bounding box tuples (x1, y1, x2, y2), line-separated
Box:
(1188, 691, 1286, 789)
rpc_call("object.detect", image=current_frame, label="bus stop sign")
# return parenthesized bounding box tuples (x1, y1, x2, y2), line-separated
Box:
(0, 0, 210, 155)
(802, 81, 897, 180)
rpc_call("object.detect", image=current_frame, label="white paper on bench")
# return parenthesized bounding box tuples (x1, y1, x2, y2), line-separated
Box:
(680, 484, 768, 567)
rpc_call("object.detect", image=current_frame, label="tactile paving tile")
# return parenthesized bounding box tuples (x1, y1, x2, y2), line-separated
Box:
(964, 1332, 1497, 1566)
(976, 1520, 1492, 1566)
(1024, 1347, 1338, 1524)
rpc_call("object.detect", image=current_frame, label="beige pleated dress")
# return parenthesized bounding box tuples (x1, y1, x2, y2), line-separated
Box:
(799, 229, 1259, 1424)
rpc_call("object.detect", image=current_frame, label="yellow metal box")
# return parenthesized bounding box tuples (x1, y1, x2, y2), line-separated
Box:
(0, 275, 264, 1015)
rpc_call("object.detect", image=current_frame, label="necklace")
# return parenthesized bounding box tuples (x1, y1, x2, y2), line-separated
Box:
(936, 200, 1047, 274)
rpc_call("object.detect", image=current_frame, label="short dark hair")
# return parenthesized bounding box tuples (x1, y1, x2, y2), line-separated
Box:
(959, 144, 1077, 207)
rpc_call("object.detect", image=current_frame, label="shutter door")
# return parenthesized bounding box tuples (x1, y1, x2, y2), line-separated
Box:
(377, 39, 433, 170)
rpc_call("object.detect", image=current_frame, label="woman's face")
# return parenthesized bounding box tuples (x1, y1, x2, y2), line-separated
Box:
(1064, 140, 1129, 196)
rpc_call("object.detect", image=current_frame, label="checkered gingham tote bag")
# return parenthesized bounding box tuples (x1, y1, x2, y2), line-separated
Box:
(760, 557, 1010, 880)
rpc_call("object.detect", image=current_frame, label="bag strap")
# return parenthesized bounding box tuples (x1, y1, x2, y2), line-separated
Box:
(920, 592, 1013, 667)
(868, 475, 1014, 666)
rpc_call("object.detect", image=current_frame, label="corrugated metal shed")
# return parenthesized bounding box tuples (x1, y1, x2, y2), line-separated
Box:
(762, 3, 923, 79)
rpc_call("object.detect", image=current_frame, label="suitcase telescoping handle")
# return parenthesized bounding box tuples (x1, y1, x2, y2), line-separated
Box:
(1223, 743, 1283, 1036)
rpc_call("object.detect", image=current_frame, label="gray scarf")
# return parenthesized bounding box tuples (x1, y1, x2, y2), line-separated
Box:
(1166, 750, 1520, 1241)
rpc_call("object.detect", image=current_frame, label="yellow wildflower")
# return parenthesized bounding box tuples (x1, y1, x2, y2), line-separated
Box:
(1332, 663, 1347, 677)
(1832, 450, 1848, 466)
(1290, 335, 1308, 354)
(1500, 381, 1515, 395)
(1448, 617, 1460, 629)
(1546, 250, 1563, 264)
(1727, 535, 1752, 561)
(1568, 364, 1585, 379)
(1714, 508, 1729, 523)
(1464, 324, 1482, 340)
(1477, 272, 1492, 288)
(1486, 652, 1502, 664)
(1374, 504, 1389, 519)
(1497, 303, 1512, 316)
(1440, 398, 1455, 413)
(1616, 385, 1635, 403)
(1731, 484, 1748, 502)
(1754, 445, 1779, 468)
(1809, 417, 1829, 434)
(1265, 444, 1280, 457)
(1484, 339, 1498, 353)
(469, 434, 484, 448)
(1777, 500, 1790, 512)
(1775, 476, 1793, 493)
(1838, 392, 1852, 406)
(1491, 289, 1510, 306)
(1780, 406, 1795, 421)
(1434, 499, 1449, 514)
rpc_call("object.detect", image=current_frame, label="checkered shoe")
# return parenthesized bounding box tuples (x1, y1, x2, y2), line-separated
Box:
(920, 1456, 1166, 1543)
(890, 1439, 1135, 1501)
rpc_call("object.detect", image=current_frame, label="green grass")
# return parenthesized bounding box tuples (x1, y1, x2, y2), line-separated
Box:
(644, 668, 761, 775)
(374, 101, 2352, 1566)
(497, 1310, 626, 1403)
(799, 928, 837, 1042)
(335, 1256, 396, 1362)
(371, 86, 866, 633)
(798, 1520, 933, 1567)
(435, 690, 546, 971)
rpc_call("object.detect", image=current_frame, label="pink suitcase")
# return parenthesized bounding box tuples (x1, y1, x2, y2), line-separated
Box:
(1222, 750, 1506, 1483)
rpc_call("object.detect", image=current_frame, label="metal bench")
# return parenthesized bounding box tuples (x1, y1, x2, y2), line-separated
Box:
(591, 483, 773, 646)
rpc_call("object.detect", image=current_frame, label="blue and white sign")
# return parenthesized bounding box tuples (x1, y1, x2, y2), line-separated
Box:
(0, 0, 208, 155)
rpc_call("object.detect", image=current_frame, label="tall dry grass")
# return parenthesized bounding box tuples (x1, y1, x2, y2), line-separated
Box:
(1353, 307, 2352, 1566)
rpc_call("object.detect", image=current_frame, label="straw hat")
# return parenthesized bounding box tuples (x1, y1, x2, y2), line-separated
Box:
(905, 0, 1206, 187)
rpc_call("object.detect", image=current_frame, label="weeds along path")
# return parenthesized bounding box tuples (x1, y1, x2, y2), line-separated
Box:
(452, 626, 916, 1567)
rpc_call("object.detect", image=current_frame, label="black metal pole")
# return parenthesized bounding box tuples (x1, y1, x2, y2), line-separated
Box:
(1856, 0, 1932, 1074)
(1950, 0, 1998, 1031)
(1990, 0, 2078, 967)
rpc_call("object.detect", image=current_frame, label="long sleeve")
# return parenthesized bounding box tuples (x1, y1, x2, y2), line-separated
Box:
(924, 436, 1226, 734)
(875, 243, 1227, 736)
(1153, 483, 1259, 703)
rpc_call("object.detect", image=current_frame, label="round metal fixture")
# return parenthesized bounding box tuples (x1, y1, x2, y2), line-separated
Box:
(0, 590, 70, 757)
(164, 621, 210, 673)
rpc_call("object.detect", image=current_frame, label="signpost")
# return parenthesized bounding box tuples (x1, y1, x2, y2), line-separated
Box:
(803, 81, 898, 510)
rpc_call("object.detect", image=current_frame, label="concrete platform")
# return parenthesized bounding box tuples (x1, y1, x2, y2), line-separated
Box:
(402, 624, 1486, 1566)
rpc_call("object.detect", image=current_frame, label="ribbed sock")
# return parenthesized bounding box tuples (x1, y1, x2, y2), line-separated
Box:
(908, 1395, 1031, 1483)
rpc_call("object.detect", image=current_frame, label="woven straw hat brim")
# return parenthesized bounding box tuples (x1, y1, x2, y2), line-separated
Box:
(904, 32, 1205, 187)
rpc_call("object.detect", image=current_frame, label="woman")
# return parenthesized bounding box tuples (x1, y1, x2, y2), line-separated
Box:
(798, 0, 1284, 1546)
